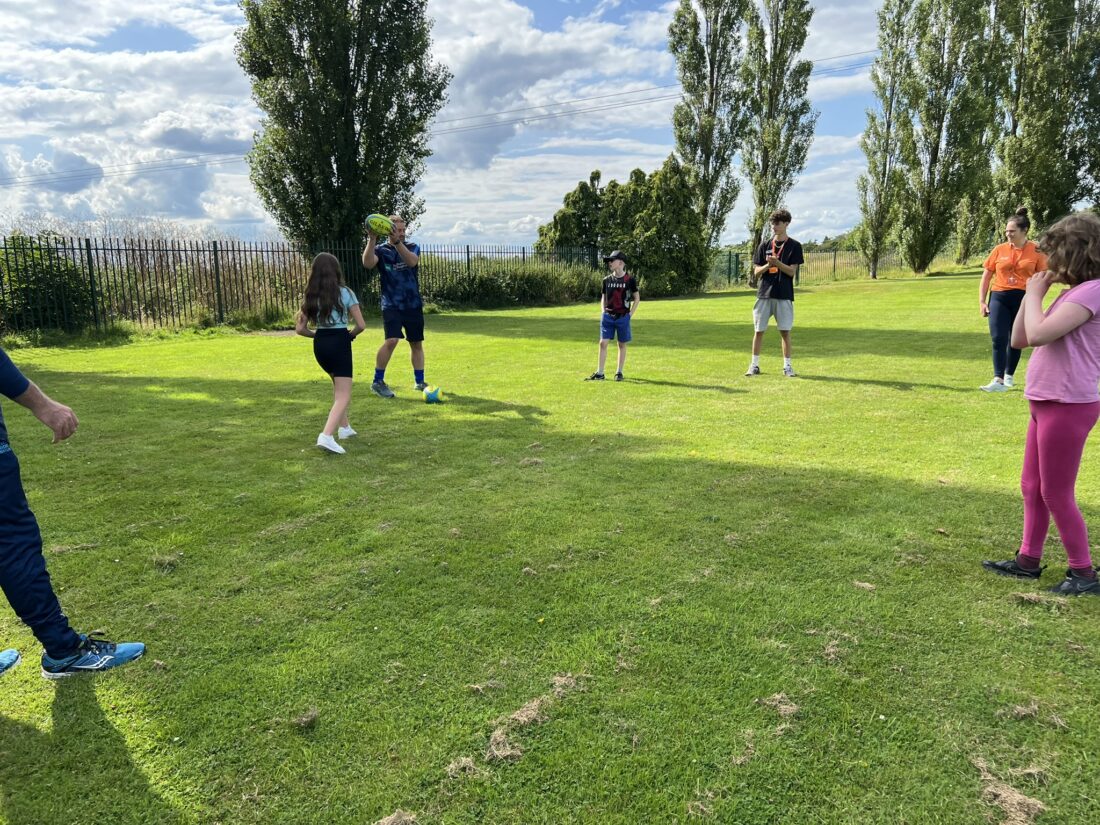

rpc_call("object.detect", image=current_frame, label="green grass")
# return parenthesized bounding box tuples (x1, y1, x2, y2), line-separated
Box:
(1, 275, 1098, 824)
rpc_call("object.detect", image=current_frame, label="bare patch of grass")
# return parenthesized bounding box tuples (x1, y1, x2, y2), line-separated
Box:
(445, 756, 484, 780)
(509, 697, 548, 727)
(973, 758, 1047, 825)
(757, 693, 799, 718)
(374, 811, 417, 825)
(467, 680, 504, 695)
(485, 728, 523, 762)
(852, 581, 876, 592)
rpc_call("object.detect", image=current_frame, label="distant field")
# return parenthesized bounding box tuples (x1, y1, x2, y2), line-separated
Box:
(0, 275, 1096, 824)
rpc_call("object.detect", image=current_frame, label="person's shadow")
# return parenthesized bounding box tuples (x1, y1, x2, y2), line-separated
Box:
(0, 678, 183, 824)
(627, 377, 744, 395)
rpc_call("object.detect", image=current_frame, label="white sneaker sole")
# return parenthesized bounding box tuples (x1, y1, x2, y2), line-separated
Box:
(41, 648, 145, 679)
(0, 653, 21, 677)
(316, 441, 346, 455)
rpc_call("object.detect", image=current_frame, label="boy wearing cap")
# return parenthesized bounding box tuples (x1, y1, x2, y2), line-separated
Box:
(586, 251, 640, 381)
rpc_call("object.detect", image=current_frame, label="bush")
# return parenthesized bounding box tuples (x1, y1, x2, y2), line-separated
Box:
(421, 260, 601, 308)
(0, 234, 94, 332)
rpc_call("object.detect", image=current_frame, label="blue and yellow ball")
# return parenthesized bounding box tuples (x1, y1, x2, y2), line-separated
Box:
(423, 385, 444, 404)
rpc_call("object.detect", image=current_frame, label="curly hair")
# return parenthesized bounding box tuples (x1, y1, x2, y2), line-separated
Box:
(1038, 212, 1100, 286)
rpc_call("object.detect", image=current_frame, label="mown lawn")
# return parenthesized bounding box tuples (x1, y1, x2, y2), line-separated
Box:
(1, 275, 1097, 824)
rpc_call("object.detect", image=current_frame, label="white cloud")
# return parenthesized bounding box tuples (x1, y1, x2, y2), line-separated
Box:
(0, 0, 881, 245)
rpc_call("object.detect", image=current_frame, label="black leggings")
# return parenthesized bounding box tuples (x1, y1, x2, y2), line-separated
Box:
(989, 290, 1025, 378)
(313, 328, 353, 378)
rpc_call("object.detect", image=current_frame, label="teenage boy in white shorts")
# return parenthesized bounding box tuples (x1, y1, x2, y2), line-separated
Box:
(746, 209, 804, 377)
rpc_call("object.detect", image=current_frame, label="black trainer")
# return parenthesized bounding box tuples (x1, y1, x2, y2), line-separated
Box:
(614, 372, 624, 382)
(1048, 569, 1100, 596)
(585, 372, 605, 381)
(982, 556, 1044, 579)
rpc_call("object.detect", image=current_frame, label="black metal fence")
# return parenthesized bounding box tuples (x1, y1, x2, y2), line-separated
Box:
(0, 235, 600, 332)
(706, 248, 919, 288)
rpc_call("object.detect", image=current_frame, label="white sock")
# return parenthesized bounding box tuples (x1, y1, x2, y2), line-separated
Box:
(751, 355, 760, 367)
(784, 357, 792, 368)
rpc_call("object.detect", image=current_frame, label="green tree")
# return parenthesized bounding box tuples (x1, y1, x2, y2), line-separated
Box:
(993, 0, 1091, 229)
(536, 158, 709, 296)
(236, 0, 450, 247)
(1082, 1, 1100, 204)
(741, 0, 818, 252)
(895, 0, 991, 272)
(535, 171, 603, 257)
(856, 0, 913, 279)
(668, 0, 751, 248)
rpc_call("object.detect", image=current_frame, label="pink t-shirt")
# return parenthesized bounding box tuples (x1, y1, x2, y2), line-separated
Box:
(1025, 279, 1100, 403)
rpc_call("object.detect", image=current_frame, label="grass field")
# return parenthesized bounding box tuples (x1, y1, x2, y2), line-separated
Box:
(1, 274, 1098, 824)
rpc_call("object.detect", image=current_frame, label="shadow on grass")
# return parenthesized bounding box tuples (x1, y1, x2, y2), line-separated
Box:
(7, 363, 1099, 822)
(429, 313, 990, 358)
(0, 678, 182, 824)
(627, 377, 745, 395)
(797, 374, 972, 393)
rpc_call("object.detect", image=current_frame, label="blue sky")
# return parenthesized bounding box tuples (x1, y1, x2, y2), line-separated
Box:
(0, 0, 883, 245)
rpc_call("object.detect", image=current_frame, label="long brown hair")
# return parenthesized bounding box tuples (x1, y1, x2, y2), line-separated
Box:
(1038, 212, 1100, 287)
(301, 253, 345, 325)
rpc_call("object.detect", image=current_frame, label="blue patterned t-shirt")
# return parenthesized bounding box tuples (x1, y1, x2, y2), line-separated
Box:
(374, 242, 422, 311)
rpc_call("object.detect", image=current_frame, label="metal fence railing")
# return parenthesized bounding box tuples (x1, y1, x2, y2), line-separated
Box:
(706, 249, 917, 288)
(0, 236, 600, 332)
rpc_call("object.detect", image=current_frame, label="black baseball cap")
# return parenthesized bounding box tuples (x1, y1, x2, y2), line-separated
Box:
(603, 250, 626, 263)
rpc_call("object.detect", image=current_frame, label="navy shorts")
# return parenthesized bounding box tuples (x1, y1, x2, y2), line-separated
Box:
(382, 306, 425, 342)
(313, 328, 353, 377)
(600, 312, 632, 342)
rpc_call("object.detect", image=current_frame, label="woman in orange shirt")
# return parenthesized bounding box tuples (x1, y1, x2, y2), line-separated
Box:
(978, 207, 1048, 392)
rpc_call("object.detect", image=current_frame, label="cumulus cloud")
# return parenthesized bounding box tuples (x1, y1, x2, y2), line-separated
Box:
(0, 0, 880, 244)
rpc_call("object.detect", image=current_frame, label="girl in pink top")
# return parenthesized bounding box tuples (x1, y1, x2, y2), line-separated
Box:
(983, 212, 1100, 596)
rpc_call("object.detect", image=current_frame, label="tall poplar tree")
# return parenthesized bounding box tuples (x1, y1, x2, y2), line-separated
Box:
(994, 0, 1088, 228)
(741, 0, 818, 252)
(236, 0, 451, 247)
(895, 0, 990, 272)
(856, 0, 913, 279)
(668, 0, 751, 248)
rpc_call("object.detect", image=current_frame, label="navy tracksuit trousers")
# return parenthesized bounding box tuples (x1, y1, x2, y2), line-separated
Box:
(0, 446, 81, 659)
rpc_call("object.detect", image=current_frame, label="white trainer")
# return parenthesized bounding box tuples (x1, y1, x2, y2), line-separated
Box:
(338, 425, 357, 439)
(980, 379, 1008, 393)
(1003, 375, 1015, 388)
(316, 433, 346, 454)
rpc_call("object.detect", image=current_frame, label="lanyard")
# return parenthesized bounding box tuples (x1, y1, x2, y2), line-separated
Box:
(1006, 243, 1026, 285)
(769, 238, 786, 273)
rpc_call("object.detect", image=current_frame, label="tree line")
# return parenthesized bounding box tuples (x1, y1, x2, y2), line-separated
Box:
(234, 1, 1100, 295)
(859, 0, 1100, 277)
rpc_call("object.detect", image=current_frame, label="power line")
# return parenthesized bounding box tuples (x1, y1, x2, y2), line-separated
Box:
(0, 47, 893, 189)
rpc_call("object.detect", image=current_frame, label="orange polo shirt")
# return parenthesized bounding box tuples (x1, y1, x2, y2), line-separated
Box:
(983, 241, 1048, 292)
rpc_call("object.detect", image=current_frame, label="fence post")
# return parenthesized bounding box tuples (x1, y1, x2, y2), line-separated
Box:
(522, 247, 526, 264)
(212, 240, 225, 324)
(84, 238, 99, 331)
(734, 253, 741, 283)
(465, 245, 471, 278)
(832, 249, 838, 279)
(726, 250, 732, 285)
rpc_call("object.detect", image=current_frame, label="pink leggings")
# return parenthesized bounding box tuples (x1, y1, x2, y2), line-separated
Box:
(1019, 399, 1100, 568)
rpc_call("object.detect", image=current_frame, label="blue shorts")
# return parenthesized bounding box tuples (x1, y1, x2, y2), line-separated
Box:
(600, 312, 632, 342)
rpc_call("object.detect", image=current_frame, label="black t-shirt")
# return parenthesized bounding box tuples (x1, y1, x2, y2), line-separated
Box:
(603, 273, 638, 317)
(753, 237, 804, 301)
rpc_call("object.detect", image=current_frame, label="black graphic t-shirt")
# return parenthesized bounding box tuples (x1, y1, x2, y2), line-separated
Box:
(602, 273, 639, 317)
(753, 237, 804, 301)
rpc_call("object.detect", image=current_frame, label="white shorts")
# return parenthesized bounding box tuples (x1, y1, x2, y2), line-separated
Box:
(753, 298, 794, 332)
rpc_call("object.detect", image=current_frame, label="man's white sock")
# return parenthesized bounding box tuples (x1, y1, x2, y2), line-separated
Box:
(784, 357, 792, 368)
(751, 355, 760, 367)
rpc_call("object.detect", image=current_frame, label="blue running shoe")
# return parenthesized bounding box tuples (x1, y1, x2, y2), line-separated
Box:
(40, 634, 145, 679)
(0, 648, 20, 677)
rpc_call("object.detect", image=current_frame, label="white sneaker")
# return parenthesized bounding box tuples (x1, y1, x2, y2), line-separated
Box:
(980, 379, 1008, 393)
(316, 433, 346, 454)
(338, 425, 357, 439)
(1004, 375, 1015, 388)
(783, 365, 796, 377)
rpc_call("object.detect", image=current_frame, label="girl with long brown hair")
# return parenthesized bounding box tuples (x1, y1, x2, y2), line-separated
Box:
(295, 253, 366, 454)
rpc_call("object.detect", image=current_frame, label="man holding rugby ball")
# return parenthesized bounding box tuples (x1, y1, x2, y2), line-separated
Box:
(362, 215, 428, 398)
